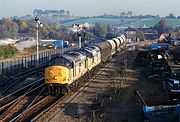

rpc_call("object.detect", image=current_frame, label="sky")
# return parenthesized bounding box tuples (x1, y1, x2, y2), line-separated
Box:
(0, 0, 180, 18)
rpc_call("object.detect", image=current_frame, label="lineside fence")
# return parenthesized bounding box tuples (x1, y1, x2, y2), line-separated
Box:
(0, 46, 77, 76)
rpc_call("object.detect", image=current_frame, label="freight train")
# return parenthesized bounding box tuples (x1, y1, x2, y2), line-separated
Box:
(45, 34, 126, 94)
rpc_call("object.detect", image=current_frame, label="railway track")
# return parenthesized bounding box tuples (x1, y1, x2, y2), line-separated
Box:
(0, 78, 44, 109)
(0, 78, 44, 120)
(0, 63, 46, 86)
(11, 95, 60, 122)
(0, 79, 46, 122)
(0, 67, 45, 97)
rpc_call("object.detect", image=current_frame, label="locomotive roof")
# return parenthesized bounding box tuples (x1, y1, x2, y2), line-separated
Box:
(85, 47, 99, 56)
(76, 46, 100, 57)
(63, 51, 86, 64)
(88, 46, 100, 52)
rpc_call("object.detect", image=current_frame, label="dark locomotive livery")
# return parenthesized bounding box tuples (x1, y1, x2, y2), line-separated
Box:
(45, 34, 126, 94)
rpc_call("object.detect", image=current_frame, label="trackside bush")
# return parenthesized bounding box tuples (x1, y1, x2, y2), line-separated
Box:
(0, 45, 18, 59)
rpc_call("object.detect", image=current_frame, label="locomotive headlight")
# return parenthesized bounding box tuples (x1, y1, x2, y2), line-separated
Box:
(54, 76, 58, 80)
(63, 77, 67, 81)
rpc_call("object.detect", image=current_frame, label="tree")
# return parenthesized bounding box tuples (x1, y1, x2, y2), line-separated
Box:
(40, 24, 50, 38)
(19, 21, 29, 33)
(136, 31, 145, 41)
(84, 32, 94, 40)
(166, 13, 176, 19)
(11, 22, 18, 37)
(51, 23, 61, 30)
(93, 23, 107, 37)
(154, 19, 171, 35)
(1, 18, 19, 38)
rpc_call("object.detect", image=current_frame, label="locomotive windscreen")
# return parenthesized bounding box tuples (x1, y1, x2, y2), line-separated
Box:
(48, 57, 72, 68)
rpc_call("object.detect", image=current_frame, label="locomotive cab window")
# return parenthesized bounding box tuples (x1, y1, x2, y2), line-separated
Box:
(48, 57, 72, 68)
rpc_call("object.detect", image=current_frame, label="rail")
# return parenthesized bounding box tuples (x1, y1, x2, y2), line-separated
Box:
(0, 82, 45, 121)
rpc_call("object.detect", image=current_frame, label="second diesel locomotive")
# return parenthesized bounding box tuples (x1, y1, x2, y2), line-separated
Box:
(45, 34, 126, 94)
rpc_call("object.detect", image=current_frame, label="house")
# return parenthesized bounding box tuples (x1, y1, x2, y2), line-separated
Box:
(124, 27, 136, 42)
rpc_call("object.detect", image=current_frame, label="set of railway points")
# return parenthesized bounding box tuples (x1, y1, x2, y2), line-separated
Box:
(0, 66, 46, 121)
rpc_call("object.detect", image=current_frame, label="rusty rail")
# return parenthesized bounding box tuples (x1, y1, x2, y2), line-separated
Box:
(0, 77, 44, 105)
(0, 83, 45, 121)
(14, 95, 57, 122)
(135, 90, 147, 106)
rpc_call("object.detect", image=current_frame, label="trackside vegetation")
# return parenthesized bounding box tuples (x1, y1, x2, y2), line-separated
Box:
(0, 45, 18, 59)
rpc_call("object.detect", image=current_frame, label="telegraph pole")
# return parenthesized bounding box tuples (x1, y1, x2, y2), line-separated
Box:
(77, 31, 82, 48)
(34, 16, 43, 76)
(36, 22, 39, 67)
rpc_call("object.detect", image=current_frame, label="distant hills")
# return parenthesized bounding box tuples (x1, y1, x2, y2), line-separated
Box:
(61, 17, 180, 27)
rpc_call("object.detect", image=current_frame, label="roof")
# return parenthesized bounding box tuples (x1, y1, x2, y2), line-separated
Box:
(124, 27, 136, 32)
(127, 34, 136, 39)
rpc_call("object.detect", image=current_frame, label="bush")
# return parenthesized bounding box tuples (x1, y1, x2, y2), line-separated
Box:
(0, 45, 18, 59)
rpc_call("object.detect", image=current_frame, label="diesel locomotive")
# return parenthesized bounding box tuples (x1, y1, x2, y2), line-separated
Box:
(45, 34, 126, 94)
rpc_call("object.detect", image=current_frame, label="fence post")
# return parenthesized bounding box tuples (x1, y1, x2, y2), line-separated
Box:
(34, 55, 36, 67)
(48, 51, 50, 59)
(2, 62, 4, 75)
(45, 51, 47, 62)
(17, 58, 19, 71)
(42, 52, 44, 63)
(7, 61, 9, 74)
(15, 59, 17, 72)
(0, 61, 1, 75)
(25, 57, 27, 68)
(22, 58, 24, 69)
(39, 53, 41, 66)
(10, 60, 12, 73)
(45, 52, 47, 62)
(0, 61, 2, 75)
(31, 55, 33, 67)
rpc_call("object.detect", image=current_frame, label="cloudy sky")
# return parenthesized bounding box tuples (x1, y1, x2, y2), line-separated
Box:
(0, 0, 180, 17)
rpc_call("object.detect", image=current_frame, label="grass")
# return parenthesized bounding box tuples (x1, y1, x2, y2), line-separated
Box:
(62, 17, 180, 27)
(134, 18, 180, 27)
(62, 18, 139, 26)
